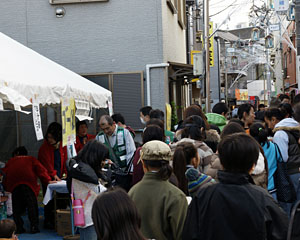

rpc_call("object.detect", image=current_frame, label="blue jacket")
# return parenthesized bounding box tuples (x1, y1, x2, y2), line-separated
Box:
(262, 142, 278, 191)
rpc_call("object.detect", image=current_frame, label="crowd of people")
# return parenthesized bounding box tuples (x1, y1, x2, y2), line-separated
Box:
(1, 94, 300, 239)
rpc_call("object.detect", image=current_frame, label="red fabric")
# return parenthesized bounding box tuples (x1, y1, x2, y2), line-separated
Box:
(125, 126, 136, 138)
(132, 147, 144, 185)
(74, 134, 95, 153)
(2, 156, 51, 197)
(38, 140, 67, 179)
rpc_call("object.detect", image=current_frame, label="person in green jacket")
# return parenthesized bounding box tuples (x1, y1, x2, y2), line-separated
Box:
(128, 140, 188, 240)
(206, 102, 228, 131)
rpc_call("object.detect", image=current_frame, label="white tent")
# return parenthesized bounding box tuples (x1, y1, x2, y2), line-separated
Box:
(0, 32, 111, 111)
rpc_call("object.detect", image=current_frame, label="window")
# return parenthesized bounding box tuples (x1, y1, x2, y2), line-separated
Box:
(50, 0, 108, 4)
(83, 72, 144, 129)
(167, 0, 178, 14)
(177, 0, 187, 29)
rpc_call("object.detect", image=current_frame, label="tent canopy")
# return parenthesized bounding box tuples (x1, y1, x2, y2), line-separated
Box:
(0, 32, 111, 110)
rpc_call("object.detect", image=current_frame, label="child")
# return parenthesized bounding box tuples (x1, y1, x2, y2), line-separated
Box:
(0, 219, 18, 239)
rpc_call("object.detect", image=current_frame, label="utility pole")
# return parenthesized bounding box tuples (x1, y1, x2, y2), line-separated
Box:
(204, 0, 211, 112)
(296, 0, 300, 90)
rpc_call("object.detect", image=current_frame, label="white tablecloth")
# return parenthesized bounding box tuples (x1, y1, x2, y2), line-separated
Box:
(42, 180, 69, 205)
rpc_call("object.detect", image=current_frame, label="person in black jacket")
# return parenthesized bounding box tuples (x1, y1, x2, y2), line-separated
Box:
(182, 133, 288, 240)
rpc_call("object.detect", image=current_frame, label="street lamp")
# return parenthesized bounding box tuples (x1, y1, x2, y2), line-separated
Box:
(231, 56, 238, 66)
(265, 34, 274, 49)
(251, 28, 260, 41)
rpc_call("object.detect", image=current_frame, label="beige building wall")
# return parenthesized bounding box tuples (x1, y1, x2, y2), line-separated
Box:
(161, 0, 187, 63)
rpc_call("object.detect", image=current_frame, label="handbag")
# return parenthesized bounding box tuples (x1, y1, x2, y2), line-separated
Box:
(71, 184, 91, 226)
(273, 143, 296, 203)
(113, 153, 135, 192)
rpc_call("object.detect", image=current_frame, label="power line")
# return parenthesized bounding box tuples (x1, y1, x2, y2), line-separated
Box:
(209, 0, 238, 17)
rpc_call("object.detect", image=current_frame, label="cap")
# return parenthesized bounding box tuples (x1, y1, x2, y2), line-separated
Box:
(140, 140, 172, 162)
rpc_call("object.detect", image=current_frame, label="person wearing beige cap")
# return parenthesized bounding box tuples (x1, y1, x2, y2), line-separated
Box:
(128, 140, 188, 240)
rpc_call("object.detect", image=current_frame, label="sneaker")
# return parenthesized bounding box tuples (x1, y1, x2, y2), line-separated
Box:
(30, 226, 40, 234)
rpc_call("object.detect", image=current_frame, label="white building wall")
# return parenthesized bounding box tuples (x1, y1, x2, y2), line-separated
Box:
(161, 1, 187, 63)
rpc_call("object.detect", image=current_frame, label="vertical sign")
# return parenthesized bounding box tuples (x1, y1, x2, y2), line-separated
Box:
(0, 98, 3, 111)
(165, 103, 172, 131)
(61, 98, 76, 147)
(32, 97, 43, 141)
(209, 22, 214, 67)
(274, 0, 288, 12)
(107, 95, 113, 116)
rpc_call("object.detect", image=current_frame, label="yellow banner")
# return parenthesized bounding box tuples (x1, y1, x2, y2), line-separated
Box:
(61, 98, 76, 147)
(209, 22, 214, 67)
(166, 103, 172, 131)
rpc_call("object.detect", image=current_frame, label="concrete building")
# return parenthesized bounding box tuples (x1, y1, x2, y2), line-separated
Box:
(282, 21, 297, 97)
(0, 0, 187, 161)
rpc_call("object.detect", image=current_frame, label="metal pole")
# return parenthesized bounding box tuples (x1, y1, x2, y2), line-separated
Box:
(225, 56, 228, 105)
(266, 48, 271, 105)
(204, 0, 211, 112)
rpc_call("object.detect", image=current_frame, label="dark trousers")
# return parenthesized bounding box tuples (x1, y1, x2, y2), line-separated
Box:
(12, 184, 39, 229)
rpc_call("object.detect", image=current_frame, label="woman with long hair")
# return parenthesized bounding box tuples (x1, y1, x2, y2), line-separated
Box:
(173, 142, 198, 195)
(67, 140, 108, 240)
(92, 188, 145, 240)
(250, 123, 280, 200)
(173, 142, 214, 196)
(172, 115, 221, 179)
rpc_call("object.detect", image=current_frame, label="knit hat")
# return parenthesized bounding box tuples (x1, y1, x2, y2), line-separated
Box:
(140, 140, 172, 162)
(185, 168, 215, 196)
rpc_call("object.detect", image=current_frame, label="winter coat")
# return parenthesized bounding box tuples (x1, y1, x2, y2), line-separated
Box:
(2, 156, 51, 197)
(204, 129, 220, 153)
(74, 134, 95, 154)
(128, 172, 188, 240)
(132, 146, 143, 185)
(251, 148, 268, 189)
(170, 138, 222, 179)
(38, 140, 67, 179)
(66, 159, 106, 228)
(182, 171, 289, 240)
(273, 119, 300, 175)
(205, 113, 227, 131)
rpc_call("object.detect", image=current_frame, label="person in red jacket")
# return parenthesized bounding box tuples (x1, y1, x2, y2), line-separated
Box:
(2, 147, 55, 234)
(74, 120, 95, 153)
(38, 122, 67, 229)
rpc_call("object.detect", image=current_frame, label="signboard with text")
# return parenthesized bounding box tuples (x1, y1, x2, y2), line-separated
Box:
(209, 22, 214, 67)
(61, 98, 76, 147)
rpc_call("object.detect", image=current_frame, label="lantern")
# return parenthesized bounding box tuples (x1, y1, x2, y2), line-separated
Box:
(265, 34, 274, 49)
(251, 28, 260, 41)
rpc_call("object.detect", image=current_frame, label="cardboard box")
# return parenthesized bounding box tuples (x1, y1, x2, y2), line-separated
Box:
(56, 209, 72, 236)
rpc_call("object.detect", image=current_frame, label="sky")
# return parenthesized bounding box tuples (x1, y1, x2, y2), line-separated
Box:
(210, 0, 259, 30)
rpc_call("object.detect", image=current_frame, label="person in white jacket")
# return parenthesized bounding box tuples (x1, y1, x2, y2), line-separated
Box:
(265, 105, 300, 215)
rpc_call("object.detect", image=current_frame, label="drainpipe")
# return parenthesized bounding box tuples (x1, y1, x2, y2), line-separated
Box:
(146, 63, 170, 106)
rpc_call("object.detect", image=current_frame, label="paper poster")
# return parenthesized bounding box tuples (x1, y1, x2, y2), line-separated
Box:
(61, 98, 76, 147)
(32, 98, 43, 141)
(108, 95, 113, 116)
(0, 99, 3, 111)
(166, 103, 172, 131)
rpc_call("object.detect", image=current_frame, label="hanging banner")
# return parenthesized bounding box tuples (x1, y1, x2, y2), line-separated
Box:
(0, 99, 3, 111)
(166, 103, 172, 131)
(61, 98, 76, 147)
(75, 100, 93, 121)
(32, 97, 43, 141)
(209, 22, 214, 67)
(108, 96, 113, 116)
